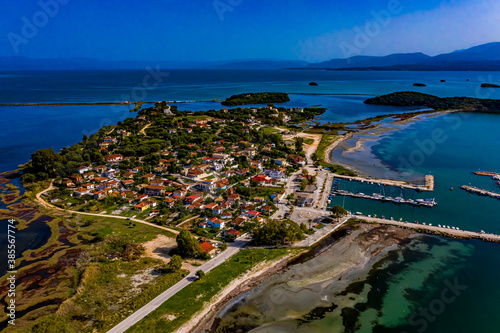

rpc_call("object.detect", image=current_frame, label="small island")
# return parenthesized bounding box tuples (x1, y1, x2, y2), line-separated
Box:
(364, 91, 500, 111)
(221, 92, 290, 106)
(481, 83, 500, 88)
(413, 83, 427, 87)
(309, 82, 319, 86)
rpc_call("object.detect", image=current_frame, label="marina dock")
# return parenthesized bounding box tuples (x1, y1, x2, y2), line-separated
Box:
(355, 215, 500, 243)
(474, 171, 500, 178)
(331, 173, 434, 192)
(329, 177, 437, 206)
(330, 189, 437, 207)
(461, 185, 500, 199)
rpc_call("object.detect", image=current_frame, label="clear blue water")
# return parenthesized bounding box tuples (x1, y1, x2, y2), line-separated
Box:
(2, 70, 497, 173)
(0, 104, 133, 172)
(329, 112, 500, 234)
(2, 70, 499, 103)
(218, 235, 500, 333)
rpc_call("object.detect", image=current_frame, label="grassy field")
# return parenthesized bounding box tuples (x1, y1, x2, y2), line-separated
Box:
(77, 214, 176, 242)
(312, 133, 336, 162)
(303, 138, 315, 145)
(312, 134, 357, 176)
(25, 213, 180, 332)
(0, 185, 179, 333)
(128, 248, 294, 333)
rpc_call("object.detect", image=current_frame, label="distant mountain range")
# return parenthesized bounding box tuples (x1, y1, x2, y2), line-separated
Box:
(307, 42, 500, 71)
(305, 52, 431, 69)
(1, 42, 500, 71)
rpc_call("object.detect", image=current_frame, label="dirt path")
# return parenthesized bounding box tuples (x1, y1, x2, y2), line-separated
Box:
(281, 131, 321, 164)
(139, 123, 152, 135)
(142, 234, 198, 270)
(35, 181, 179, 234)
(176, 215, 200, 228)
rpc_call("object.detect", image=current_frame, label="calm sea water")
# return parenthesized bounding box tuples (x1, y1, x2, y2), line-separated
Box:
(329, 112, 500, 233)
(1, 70, 499, 332)
(218, 235, 500, 333)
(1, 70, 499, 172)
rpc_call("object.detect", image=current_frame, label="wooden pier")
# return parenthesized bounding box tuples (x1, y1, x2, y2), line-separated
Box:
(461, 185, 500, 199)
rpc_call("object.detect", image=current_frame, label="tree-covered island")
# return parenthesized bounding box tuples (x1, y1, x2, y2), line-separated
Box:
(221, 92, 290, 106)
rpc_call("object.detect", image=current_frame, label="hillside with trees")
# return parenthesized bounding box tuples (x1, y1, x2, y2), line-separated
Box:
(221, 92, 290, 106)
(364, 91, 500, 111)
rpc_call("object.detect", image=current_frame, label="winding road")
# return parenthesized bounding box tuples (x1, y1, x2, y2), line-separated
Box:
(35, 181, 179, 235)
(106, 234, 252, 333)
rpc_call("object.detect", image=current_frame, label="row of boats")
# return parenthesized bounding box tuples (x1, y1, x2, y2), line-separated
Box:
(330, 190, 438, 207)
(329, 178, 437, 207)
(461, 185, 500, 199)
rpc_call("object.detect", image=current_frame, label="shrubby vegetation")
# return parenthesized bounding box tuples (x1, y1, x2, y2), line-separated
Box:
(221, 92, 290, 106)
(172, 230, 207, 259)
(365, 91, 500, 111)
(250, 219, 305, 245)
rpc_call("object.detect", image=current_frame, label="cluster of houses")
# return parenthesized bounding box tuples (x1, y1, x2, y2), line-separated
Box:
(52, 108, 313, 245)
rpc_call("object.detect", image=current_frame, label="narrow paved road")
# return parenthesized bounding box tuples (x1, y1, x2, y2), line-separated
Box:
(107, 234, 252, 333)
(36, 181, 179, 235)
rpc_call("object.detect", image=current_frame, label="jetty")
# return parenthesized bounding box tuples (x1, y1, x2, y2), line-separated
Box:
(355, 215, 500, 243)
(474, 171, 500, 179)
(461, 185, 500, 199)
(331, 174, 434, 192)
(330, 189, 437, 207)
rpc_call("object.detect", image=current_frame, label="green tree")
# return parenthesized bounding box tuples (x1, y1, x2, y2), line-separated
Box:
(331, 205, 348, 222)
(31, 148, 61, 173)
(175, 230, 203, 258)
(29, 315, 75, 333)
(21, 173, 36, 183)
(251, 219, 305, 245)
(166, 254, 183, 272)
(196, 269, 205, 279)
(295, 137, 304, 152)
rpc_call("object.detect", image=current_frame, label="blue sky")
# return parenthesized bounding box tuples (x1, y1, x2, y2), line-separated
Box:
(1, 0, 499, 62)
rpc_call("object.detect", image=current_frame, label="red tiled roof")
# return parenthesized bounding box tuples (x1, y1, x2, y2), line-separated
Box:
(200, 241, 216, 253)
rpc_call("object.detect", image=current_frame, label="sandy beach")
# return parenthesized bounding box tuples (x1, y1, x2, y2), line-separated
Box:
(175, 252, 303, 333)
(322, 111, 456, 189)
(208, 224, 417, 332)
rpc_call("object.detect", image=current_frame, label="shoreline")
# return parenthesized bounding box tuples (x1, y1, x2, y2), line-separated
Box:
(322, 110, 456, 190)
(200, 224, 417, 332)
(176, 251, 303, 333)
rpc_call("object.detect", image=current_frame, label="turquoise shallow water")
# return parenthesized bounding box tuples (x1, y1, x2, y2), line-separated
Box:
(217, 234, 500, 333)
